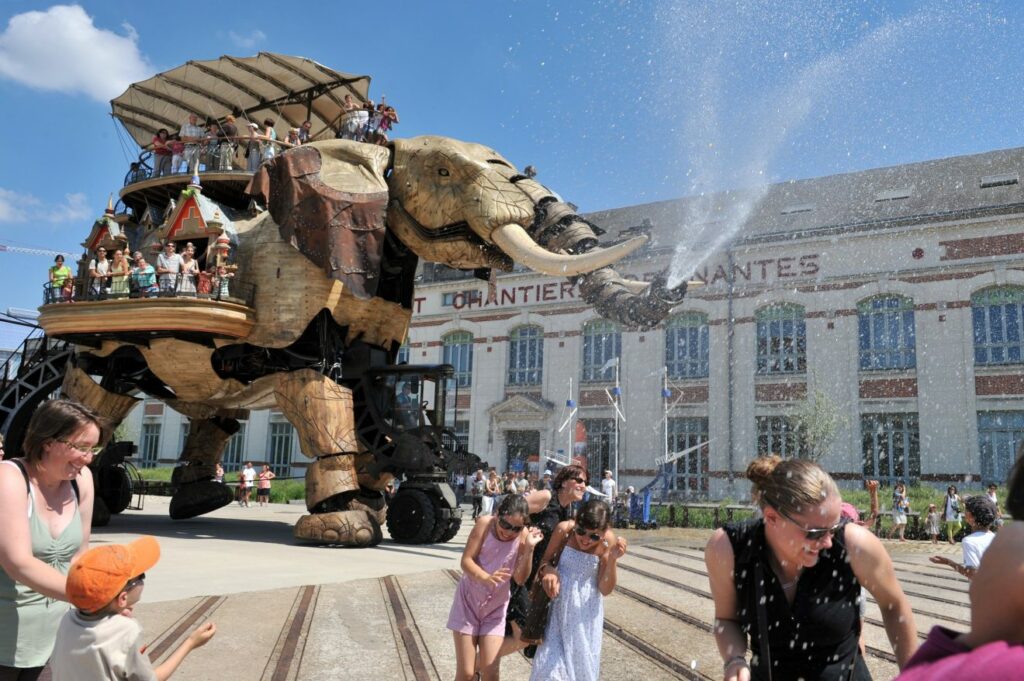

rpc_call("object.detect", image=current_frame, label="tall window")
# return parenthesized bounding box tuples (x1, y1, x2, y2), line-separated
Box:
(858, 295, 916, 370)
(453, 420, 470, 453)
(977, 411, 1024, 485)
(222, 422, 247, 469)
(508, 325, 543, 386)
(973, 286, 1024, 366)
(178, 419, 190, 453)
(267, 419, 295, 477)
(443, 331, 474, 387)
(665, 312, 709, 379)
(396, 343, 410, 365)
(862, 413, 920, 485)
(756, 304, 806, 375)
(581, 418, 616, 483)
(139, 422, 161, 468)
(756, 416, 806, 458)
(666, 417, 709, 497)
(582, 320, 621, 382)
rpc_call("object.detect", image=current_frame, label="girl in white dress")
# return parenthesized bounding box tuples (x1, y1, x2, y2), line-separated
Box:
(529, 500, 627, 681)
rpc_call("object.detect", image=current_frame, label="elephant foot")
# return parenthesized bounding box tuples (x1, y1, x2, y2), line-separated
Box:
(294, 510, 383, 547)
(169, 480, 234, 520)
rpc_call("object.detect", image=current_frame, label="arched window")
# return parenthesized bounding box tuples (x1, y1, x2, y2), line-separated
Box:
(972, 286, 1024, 366)
(756, 303, 806, 374)
(858, 295, 916, 370)
(581, 319, 621, 382)
(507, 325, 544, 386)
(665, 312, 709, 379)
(443, 330, 474, 387)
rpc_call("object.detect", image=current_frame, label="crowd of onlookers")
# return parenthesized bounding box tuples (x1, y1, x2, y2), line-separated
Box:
(131, 99, 399, 183)
(46, 241, 235, 303)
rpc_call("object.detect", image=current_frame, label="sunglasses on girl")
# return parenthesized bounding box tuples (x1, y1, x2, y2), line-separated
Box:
(773, 506, 841, 541)
(497, 517, 524, 533)
(574, 526, 602, 542)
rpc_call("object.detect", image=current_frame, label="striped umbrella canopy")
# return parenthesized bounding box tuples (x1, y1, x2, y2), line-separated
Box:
(110, 52, 371, 147)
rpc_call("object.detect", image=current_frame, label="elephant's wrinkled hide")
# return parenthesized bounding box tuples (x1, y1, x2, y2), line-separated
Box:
(248, 146, 388, 300)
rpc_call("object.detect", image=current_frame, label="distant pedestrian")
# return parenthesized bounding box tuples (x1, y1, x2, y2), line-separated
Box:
(943, 485, 963, 544)
(987, 483, 1004, 528)
(926, 504, 941, 544)
(890, 482, 910, 542)
(930, 495, 997, 580)
(448, 495, 541, 681)
(600, 470, 617, 500)
(240, 462, 256, 507)
(469, 470, 484, 519)
(214, 463, 224, 484)
(257, 464, 275, 506)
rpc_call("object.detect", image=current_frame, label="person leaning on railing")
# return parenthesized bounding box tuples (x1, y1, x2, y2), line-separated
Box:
(47, 255, 73, 303)
(215, 115, 239, 170)
(108, 249, 130, 297)
(130, 253, 157, 297)
(150, 128, 172, 177)
(177, 243, 199, 296)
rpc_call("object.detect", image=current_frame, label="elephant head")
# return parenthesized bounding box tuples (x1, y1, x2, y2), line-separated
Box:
(387, 136, 688, 329)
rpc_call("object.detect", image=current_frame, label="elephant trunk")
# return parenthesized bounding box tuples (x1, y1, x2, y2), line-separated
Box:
(576, 269, 687, 329)
(520, 195, 688, 329)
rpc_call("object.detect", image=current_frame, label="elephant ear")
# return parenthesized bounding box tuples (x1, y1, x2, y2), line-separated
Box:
(246, 141, 390, 300)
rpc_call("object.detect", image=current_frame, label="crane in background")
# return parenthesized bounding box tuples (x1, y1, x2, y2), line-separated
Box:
(0, 242, 79, 259)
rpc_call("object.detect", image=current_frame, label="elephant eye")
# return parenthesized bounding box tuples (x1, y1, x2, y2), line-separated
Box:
(438, 168, 450, 177)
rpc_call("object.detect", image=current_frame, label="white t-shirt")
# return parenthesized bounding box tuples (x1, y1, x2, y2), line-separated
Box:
(961, 530, 995, 569)
(51, 610, 157, 681)
(601, 477, 617, 498)
(243, 465, 256, 484)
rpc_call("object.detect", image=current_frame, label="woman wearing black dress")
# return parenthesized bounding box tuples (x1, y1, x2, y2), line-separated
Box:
(706, 456, 918, 680)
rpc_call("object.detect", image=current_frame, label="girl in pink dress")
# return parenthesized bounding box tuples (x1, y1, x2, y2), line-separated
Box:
(447, 494, 542, 681)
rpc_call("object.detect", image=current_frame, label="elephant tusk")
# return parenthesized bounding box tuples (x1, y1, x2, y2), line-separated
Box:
(490, 224, 647, 277)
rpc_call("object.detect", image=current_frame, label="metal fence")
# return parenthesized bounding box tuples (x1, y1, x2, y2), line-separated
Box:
(43, 273, 256, 308)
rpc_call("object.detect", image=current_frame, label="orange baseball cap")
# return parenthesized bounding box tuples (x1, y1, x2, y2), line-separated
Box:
(66, 536, 161, 613)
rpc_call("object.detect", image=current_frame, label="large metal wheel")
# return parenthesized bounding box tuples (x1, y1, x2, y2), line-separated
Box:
(0, 338, 73, 459)
(386, 488, 437, 544)
(96, 465, 133, 514)
(431, 515, 462, 543)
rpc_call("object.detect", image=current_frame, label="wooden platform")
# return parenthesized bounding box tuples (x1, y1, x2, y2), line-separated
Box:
(38, 297, 256, 339)
(121, 171, 254, 211)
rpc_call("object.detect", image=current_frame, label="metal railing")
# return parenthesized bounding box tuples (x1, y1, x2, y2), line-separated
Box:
(42, 273, 256, 308)
(126, 134, 300, 185)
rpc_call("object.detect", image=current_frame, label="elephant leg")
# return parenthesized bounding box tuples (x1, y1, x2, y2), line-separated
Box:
(168, 411, 245, 520)
(62, 367, 141, 526)
(274, 369, 388, 547)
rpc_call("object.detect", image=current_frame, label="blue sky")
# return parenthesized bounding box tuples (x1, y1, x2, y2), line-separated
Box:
(1, 0, 1023, 339)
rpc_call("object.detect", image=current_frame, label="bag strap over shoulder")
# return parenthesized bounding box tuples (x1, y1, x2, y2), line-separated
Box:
(8, 457, 79, 501)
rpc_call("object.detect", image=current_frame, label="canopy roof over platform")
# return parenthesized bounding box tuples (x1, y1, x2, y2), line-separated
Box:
(111, 53, 371, 147)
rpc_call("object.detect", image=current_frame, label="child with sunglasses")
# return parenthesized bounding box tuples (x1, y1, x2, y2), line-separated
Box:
(447, 495, 542, 681)
(529, 499, 627, 681)
(51, 536, 216, 680)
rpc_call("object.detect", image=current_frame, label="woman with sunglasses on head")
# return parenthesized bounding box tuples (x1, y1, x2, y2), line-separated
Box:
(0, 399, 108, 680)
(447, 494, 542, 681)
(528, 499, 627, 681)
(705, 455, 917, 681)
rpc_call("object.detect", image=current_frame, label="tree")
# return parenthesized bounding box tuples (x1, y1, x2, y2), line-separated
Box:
(787, 383, 847, 462)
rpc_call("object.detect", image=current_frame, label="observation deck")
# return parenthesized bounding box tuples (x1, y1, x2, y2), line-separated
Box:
(38, 278, 256, 345)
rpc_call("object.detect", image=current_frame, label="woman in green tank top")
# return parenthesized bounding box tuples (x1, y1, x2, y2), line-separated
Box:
(0, 401, 106, 679)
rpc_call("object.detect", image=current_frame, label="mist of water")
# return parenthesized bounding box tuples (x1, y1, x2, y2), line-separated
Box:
(659, 4, 954, 289)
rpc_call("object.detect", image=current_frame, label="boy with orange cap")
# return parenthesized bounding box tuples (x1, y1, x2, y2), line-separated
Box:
(50, 536, 216, 680)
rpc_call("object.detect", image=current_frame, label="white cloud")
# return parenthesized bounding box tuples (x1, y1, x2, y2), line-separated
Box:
(0, 188, 91, 224)
(228, 29, 266, 49)
(0, 4, 153, 102)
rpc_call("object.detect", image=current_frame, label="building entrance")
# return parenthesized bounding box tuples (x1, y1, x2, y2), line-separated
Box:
(505, 430, 539, 472)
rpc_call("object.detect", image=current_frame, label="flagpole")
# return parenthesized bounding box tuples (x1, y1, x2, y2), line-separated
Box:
(613, 359, 620, 487)
(663, 366, 670, 492)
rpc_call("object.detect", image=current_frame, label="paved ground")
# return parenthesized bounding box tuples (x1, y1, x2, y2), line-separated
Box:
(91, 498, 969, 681)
